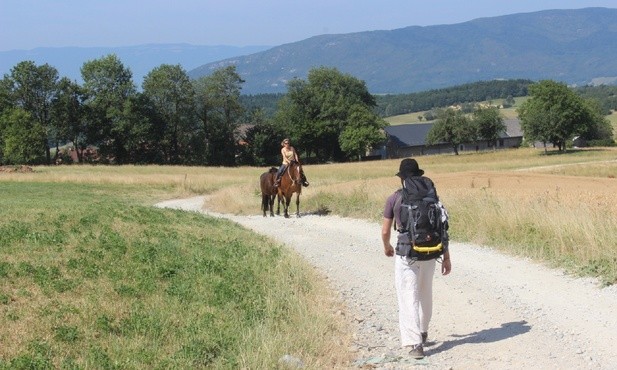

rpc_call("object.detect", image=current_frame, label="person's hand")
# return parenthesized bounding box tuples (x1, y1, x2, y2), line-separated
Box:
(441, 258, 451, 275)
(384, 244, 394, 257)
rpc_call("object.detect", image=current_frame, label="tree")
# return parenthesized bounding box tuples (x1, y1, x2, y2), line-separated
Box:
(193, 65, 244, 166)
(502, 95, 515, 108)
(81, 54, 138, 163)
(275, 78, 319, 159)
(339, 104, 386, 161)
(473, 106, 505, 150)
(275, 67, 383, 162)
(517, 80, 593, 152)
(578, 99, 614, 145)
(51, 77, 88, 163)
(0, 108, 46, 164)
(575, 85, 617, 115)
(6, 61, 60, 164)
(142, 64, 196, 163)
(426, 108, 475, 155)
(0, 78, 12, 163)
(0, 77, 13, 116)
(240, 113, 284, 166)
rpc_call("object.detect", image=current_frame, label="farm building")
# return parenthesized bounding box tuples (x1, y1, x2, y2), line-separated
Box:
(381, 119, 523, 158)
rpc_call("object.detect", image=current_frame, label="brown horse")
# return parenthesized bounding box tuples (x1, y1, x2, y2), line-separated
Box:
(277, 160, 302, 218)
(260, 167, 279, 217)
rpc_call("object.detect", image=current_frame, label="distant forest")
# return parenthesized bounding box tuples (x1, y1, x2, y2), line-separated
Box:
(239, 79, 617, 120)
(373, 79, 533, 117)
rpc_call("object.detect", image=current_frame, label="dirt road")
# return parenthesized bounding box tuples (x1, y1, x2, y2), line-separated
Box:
(156, 196, 617, 369)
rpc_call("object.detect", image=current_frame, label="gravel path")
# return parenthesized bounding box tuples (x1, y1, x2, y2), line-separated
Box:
(156, 196, 617, 369)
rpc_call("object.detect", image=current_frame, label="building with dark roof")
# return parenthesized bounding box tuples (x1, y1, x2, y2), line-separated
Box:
(381, 119, 523, 158)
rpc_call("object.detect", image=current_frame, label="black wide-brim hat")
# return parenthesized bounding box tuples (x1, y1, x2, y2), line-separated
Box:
(396, 158, 424, 178)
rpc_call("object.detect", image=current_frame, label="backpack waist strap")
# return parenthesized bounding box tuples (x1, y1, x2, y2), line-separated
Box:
(413, 243, 443, 253)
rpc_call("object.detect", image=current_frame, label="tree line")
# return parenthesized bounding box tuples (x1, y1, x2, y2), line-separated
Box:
(374, 79, 534, 117)
(0, 56, 385, 166)
(1, 55, 614, 166)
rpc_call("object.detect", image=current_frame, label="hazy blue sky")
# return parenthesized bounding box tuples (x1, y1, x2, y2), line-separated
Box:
(1, 0, 616, 51)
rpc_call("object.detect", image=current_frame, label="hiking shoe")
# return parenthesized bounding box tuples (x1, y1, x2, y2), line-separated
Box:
(421, 332, 428, 344)
(302, 180, 310, 187)
(409, 344, 424, 359)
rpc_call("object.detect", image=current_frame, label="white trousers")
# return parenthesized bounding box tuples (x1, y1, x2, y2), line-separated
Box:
(394, 256, 436, 347)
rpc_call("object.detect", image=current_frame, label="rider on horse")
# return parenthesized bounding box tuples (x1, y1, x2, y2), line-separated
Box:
(274, 138, 309, 188)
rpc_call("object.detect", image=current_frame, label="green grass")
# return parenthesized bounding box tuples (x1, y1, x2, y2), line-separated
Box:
(0, 182, 348, 368)
(384, 113, 433, 125)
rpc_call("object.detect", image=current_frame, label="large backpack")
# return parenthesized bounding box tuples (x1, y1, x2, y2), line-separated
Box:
(394, 176, 446, 260)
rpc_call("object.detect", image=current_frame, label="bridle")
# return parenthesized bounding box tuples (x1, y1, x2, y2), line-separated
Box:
(285, 161, 302, 186)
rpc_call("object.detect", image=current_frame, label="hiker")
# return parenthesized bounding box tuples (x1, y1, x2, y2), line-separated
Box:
(274, 138, 309, 187)
(381, 158, 451, 359)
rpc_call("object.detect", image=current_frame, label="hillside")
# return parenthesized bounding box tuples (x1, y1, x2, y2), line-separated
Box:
(384, 96, 528, 126)
(189, 8, 617, 94)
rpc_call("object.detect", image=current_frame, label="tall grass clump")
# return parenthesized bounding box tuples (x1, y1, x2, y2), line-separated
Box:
(0, 182, 350, 368)
(446, 186, 617, 285)
(302, 182, 385, 220)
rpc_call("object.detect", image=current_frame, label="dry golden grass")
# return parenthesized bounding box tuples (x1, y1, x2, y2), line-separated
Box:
(206, 148, 617, 214)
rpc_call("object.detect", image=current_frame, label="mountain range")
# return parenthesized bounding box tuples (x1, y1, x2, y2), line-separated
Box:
(189, 7, 617, 94)
(2, 8, 616, 95)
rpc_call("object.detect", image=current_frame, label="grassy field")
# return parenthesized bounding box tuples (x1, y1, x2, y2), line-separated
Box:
(0, 178, 351, 368)
(2, 146, 617, 367)
(383, 96, 529, 125)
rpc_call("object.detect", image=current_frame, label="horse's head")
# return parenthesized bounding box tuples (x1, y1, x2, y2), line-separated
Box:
(286, 160, 302, 185)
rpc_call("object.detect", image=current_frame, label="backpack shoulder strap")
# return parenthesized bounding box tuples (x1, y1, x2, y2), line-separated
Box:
(393, 189, 404, 231)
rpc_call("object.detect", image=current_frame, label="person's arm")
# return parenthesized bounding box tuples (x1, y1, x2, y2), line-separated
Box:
(381, 217, 395, 257)
(438, 196, 450, 275)
(441, 250, 451, 275)
(281, 148, 288, 164)
(292, 147, 300, 162)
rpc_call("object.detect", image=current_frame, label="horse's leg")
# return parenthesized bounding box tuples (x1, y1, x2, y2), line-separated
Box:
(295, 192, 300, 217)
(284, 195, 291, 218)
(269, 195, 275, 217)
(276, 193, 281, 216)
(261, 194, 267, 217)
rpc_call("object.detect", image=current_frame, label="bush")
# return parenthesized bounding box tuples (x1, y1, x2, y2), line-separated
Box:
(587, 139, 616, 147)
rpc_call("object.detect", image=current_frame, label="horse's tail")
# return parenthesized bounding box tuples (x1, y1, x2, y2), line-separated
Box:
(261, 194, 268, 211)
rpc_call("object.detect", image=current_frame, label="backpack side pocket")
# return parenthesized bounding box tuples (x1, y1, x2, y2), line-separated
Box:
(395, 232, 412, 257)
